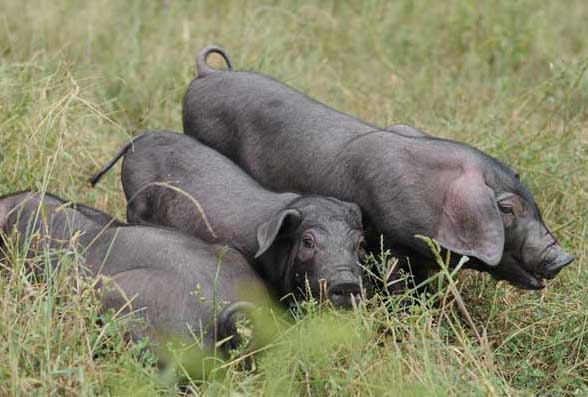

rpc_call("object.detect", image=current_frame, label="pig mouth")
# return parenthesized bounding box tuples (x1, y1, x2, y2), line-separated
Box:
(501, 253, 572, 290)
(484, 255, 546, 290)
(505, 254, 547, 290)
(473, 245, 574, 290)
(515, 267, 546, 290)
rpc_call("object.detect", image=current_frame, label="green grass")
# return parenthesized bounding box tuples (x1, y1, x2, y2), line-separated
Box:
(0, 0, 587, 395)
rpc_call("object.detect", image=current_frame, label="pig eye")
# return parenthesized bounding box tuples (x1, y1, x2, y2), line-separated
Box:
(498, 203, 514, 215)
(302, 234, 315, 249)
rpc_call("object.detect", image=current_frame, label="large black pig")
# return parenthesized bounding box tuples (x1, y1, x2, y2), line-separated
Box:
(182, 45, 574, 290)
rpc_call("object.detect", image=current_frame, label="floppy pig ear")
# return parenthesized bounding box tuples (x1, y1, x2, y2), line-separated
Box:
(255, 209, 302, 259)
(435, 172, 505, 266)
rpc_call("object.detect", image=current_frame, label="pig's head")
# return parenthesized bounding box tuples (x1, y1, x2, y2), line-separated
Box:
(433, 155, 574, 290)
(255, 196, 365, 307)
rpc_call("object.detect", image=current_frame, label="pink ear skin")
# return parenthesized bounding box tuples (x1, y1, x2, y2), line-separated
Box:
(435, 170, 505, 266)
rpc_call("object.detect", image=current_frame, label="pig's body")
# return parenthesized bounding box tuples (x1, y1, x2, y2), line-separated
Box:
(182, 46, 574, 290)
(0, 191, 267, 351)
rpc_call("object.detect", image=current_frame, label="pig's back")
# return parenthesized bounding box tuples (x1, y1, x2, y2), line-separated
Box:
(89, 225, 267, 300)
(182, 71, 377, 192)
(121, 131, 298, 256)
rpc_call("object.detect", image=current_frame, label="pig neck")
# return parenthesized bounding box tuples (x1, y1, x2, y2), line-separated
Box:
(350, 131, 484, 194)
(253, 228, 296, 301)
(317, 131, 467, 196)
(338, 132, 485, 251)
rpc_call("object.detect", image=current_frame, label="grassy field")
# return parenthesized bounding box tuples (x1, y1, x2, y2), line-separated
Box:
(1, 0, 587, 395)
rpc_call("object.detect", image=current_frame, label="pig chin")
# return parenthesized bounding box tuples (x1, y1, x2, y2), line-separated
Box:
(469, 256, 547, 290)
(495, 246, 575, 289)
(500, 254, 552, 289)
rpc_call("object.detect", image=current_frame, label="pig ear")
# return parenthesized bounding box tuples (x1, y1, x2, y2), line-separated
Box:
(255, 209, 302, 259)
(435, 172, 505, 266)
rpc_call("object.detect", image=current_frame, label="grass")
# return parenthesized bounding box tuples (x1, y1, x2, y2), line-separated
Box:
(0, 0, 587, 395)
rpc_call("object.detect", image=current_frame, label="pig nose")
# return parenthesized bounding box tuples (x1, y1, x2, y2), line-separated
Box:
(543, 252, 575, 279)
(328, 282, 362, 308)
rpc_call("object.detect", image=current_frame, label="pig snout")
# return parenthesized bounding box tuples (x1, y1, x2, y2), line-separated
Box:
(540, 245, 575, 279)
(327, 277, 362, 308)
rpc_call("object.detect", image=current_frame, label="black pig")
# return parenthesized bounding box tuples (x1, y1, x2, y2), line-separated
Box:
(90, 131, 367, 307)
(0, 191, 268, 354)
(181, 45, 574, 290)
